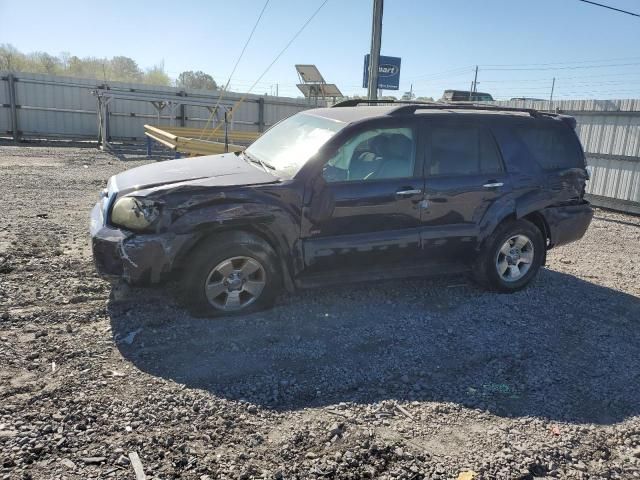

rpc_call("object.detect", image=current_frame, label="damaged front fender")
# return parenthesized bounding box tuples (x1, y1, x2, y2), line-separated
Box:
(91, 215, 200, 285)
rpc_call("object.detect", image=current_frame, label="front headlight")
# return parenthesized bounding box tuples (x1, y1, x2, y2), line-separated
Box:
(110, 197, 161, 231)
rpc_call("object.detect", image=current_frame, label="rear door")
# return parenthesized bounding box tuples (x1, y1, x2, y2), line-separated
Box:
(420, 118, 511, 260)
(510, 122, 588, 204)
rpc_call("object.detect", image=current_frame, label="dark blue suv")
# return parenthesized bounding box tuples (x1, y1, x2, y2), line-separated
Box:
(90, 101, 593, 316)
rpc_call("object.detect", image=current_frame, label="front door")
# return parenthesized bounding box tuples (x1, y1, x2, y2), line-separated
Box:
(420, 119, 511, 261)
(301, 121, 425, 273)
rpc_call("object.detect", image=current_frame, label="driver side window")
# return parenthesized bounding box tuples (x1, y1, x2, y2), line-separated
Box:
(323, 127, 415, 182)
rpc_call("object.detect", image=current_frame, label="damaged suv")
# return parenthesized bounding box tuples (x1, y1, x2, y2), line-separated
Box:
(91, 100, 593, 316)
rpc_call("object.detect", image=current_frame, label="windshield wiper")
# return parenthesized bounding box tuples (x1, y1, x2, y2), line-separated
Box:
(243, 151, 276, 173)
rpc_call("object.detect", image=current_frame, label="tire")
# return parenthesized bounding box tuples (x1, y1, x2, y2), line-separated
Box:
(473, 219, 545, 293)
(180, 232, 282, 316)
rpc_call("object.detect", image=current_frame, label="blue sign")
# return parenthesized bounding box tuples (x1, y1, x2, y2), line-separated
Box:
(362, 54, 401, 91)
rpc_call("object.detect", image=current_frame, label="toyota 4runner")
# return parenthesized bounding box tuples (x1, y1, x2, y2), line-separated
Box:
(90, 100, 593, 316)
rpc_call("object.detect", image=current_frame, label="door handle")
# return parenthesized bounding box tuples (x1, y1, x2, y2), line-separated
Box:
(395, 189, 422, 197)
(482, 182, 504, 188)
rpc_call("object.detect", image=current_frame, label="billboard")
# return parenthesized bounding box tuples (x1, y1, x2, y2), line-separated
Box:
(362, 55, 401, 91)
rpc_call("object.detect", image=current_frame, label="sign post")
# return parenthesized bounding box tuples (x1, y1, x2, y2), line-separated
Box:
(367, 0, 384, 100)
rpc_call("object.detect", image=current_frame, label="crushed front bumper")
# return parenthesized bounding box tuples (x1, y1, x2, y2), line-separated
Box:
(90, 201, 194, 284)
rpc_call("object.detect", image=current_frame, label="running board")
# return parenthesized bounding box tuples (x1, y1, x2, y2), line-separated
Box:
(296, 262, 470, 290)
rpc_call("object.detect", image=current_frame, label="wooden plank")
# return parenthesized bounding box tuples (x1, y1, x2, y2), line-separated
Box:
(144, 124, 178, 141)
(144, 132, 177, 150)
(145, 124, 249, 156)
(128, 452, 146, 480)
(155, 126, 260, 142)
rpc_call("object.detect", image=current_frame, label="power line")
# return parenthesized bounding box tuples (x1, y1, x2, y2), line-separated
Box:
(409, 70, 476, 86)
(408, 56, 640, 81)
(483, 71, 640, 83)
(482, 56, 640, 67)
(484, 62, 640, 71)
(406, 66, 475, 81)
(237, 0, 328, 96)
(221, 0, 270, 92)
(197, 0, 270, 137)
(577, 0, 640, 18)
(407, 62, 640, 88)
(203, 0, 329, 139)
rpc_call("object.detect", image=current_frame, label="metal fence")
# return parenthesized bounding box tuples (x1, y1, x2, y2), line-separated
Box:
(1, 73, 639, 214)
(0, 71, 315, 142)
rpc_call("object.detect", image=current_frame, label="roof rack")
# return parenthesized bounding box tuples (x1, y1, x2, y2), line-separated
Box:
(332, 99, 561, 120)
(388, 102, 556, 118)
(331, 99, 437, 108)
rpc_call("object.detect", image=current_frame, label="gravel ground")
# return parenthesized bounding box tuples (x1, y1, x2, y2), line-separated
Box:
(0, 143, 639, 480)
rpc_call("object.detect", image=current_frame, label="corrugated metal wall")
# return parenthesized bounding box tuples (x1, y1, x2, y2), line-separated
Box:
(1, 74, 639, 214)
(0, 72, 314, 140)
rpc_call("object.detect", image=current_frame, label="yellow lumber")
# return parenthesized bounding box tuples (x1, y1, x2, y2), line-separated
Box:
(144, 125, 178, 141)
(175, 138, 245, 156)
(144, 132, 177, 150)
(145, 125, 248, 156)
(151, 126, 260, 142)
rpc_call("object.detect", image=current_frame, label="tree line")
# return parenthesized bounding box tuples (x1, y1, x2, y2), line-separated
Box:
(0, 44, 218, 90)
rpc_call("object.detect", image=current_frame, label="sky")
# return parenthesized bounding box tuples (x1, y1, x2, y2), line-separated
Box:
(1, 0, 639, 100)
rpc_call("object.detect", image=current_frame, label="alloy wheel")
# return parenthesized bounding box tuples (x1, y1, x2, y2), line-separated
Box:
(495, 234, 534, 282)
(204, 256, 266, 311)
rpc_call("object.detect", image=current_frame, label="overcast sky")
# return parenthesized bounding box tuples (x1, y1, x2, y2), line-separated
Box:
(1, 0, 639, 100)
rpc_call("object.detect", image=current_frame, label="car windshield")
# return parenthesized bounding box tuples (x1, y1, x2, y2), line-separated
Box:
(245, 112, 346, 177)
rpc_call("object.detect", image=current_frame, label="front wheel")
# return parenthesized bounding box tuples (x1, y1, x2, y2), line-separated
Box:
(181, 232, 282, 316)
(473, 219, 545, 292)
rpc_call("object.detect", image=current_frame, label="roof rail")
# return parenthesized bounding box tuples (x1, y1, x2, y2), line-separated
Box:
(331, 99, 436, 108)
(388, 102, 561, 119)
(331, 99, 566, 121)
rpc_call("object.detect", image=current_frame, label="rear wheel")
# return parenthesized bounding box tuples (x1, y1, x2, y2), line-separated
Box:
(473, 219, 545, 292)
(181, 232, 282, 316)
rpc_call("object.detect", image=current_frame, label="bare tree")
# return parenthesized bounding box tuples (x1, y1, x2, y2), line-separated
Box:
(0, 44, 25, 71)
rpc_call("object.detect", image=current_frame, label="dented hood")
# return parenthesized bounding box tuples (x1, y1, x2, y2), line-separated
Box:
(112, 153, 276, 195)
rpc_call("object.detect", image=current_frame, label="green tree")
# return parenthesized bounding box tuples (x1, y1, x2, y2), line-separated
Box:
(66, 56, 107, 80)
(29, 52, 61, 74)
(176, 70, 217, 90)
(109, 56, 142, 82)
(144, 64, 171, 86)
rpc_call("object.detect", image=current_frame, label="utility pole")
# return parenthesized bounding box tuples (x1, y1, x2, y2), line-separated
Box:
(470, 65, 478, 100)
(367, 0, 384, 101)
(549, 77, 556, 110)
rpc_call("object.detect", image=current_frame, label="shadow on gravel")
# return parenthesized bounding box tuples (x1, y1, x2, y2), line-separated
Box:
(109, 269, 640, 424)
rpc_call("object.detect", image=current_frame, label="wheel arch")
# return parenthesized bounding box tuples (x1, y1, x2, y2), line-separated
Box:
(521, 211, 550, 247)
(173, 224, 296, 292)
(478, 205, 550, 256)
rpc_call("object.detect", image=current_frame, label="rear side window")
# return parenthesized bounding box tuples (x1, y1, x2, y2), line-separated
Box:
(514, 125, 583, 170)
(429, 126, 503, 176)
